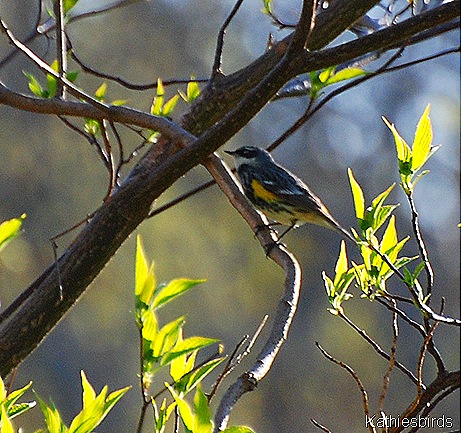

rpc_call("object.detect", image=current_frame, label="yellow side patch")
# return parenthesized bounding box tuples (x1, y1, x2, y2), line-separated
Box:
(251, 179, 278, 202)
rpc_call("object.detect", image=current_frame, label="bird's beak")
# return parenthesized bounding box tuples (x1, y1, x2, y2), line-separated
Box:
(224, 150, 235, 156)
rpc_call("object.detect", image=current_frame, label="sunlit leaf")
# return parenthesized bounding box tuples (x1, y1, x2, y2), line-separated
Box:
(152, 317, 185, 358)
(324, 67, 367, 85)
(0, 214, 25, 253)
(135, 235, 156, 306)
(23, 72, 45, 97)
(382, 116, 411, 168)
(347, 168, 365, 220)
(161, 337, 218, 366)
(0, 405, 14, 433)
(412, 104, 432, 171)
(333, 241, 348, 286)
(94, 83, 107, 101)
(153, 278, 205, 309)
(174, 357, 225, 394)
(222, 427, 256, 433)
(166, 384, 193, 432)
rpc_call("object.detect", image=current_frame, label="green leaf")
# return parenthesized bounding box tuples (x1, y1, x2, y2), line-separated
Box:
(162, 95, 180, 117)
(412, 104, 432, 171)
(322, 271, 335, 300)
(261, 0, 273, 14)
(0, 405, 14, 433)
(153, 278, 205, 309)
(66, 70, 79, 83)
(347, 168, 365, 222)
(152, 317, 185, 358)
(318, 66, 335, 83)
(382, 116, 411, 167)
(47, 60, 59, 98)
(186, 79, 201, 102)
(166, 384, 193, 433)
(23, 72, 45, 97)
(380, 215, 397, 254)
(64, 0, 79, 14)
(80, 371, 96, 408)
(151, 79, 165, 116)
(324, 67, 367, 85)
(37, 396, 68, 433)
(334, 241, 348, 286)
(222, 427, 256, 433)
(193, 385, 213, 433)
(140, 308, 158, 342)
(135, 235, 156, 307)
(84, 118, 101, 136)
(3, 380, 33, 414)
(68, 371, 129, 433)
(174, 357, 225, 395)
(161, 337, 218, 366)
(94, 83, 107, 101)
(0, 214, 25, 253)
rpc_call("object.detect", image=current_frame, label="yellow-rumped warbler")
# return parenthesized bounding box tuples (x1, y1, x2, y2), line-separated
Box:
(225, 146, 354, 242)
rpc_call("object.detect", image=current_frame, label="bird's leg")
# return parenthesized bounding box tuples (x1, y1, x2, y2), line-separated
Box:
(274, 222, 297, 244)
(254, 221, 282, 237)
(264, 222, 297, 256)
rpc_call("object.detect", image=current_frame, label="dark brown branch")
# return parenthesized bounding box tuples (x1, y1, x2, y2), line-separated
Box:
(388, 370, 460, 433)
(211, 0, 246, 77)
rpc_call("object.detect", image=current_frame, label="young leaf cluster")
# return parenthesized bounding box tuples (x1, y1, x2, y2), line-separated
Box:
(0, 372, 128, 433)
(134, 235, 237, 433)
(309, 66, 367, 100)
(23, 59, 78, 99)
(323, 106, 439, 314)
(383, 104, 439, 195)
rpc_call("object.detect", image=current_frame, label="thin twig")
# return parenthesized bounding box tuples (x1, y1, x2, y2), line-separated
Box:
(338, 310, 420, 387)
(211, 0, 246, 77)
(110, 121, 125, 185)
(378, 300, 398, 411)
(376, 296, 446, 374)
(208, 315, 269, 401)
(406, 191, 434, 300)
(310, 418, 333, 433)
(69, 39, 208, 90)
(315, 342, 376, 433)
(54, 0, 67, 98)
(58, 116, 111, 169)
(397, 321, 440, 424)
(100, 120, 117, 199)
(416, 321, 439, 397)
(0, 19, 110, 114)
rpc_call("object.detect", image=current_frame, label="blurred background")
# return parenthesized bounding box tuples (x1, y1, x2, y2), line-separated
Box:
(0, 0, 459, 432)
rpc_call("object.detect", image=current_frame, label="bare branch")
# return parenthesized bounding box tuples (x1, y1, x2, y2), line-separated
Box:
(378, 302, 398, 411)
(212, 0, 246, 77)
(53, 0, 67, 98)
(338, 310, 420, 386)
(316, 342, 376, 433)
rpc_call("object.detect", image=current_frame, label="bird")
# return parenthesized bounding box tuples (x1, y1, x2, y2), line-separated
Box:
(225, 146, 355, 243)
